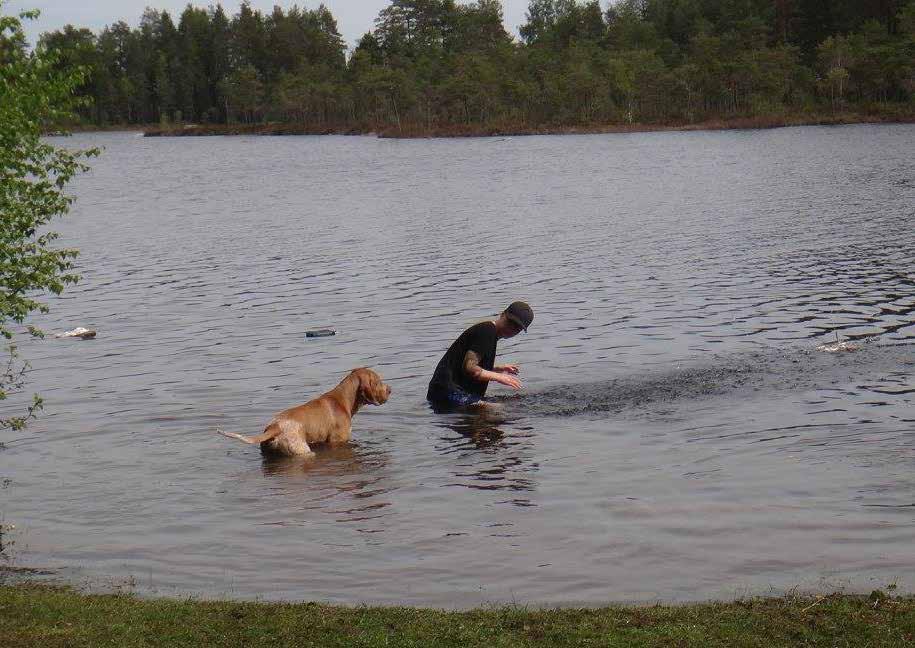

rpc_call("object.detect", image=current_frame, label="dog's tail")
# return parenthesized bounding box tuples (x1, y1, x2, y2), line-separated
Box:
(217, 426, 280, 445)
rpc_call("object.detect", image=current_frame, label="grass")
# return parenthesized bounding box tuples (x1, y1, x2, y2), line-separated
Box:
(1, 584, 913, 647)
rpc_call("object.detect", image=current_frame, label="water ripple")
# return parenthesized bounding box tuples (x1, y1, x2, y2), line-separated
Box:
(3, 125, 914, 607)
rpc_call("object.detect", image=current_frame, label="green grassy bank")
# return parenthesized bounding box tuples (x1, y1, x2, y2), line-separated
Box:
(1, 585, 913, 647)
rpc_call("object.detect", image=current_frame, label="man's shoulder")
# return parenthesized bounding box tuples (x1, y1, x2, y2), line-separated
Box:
(467, 320, 494, 331)
(463, 320, 497, 344)
(462, 320, 496, 337)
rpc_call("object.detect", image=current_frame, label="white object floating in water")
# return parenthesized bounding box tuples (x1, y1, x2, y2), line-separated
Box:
(305, 328, 336, 338)
(816, 332, 859, 353)
(816, 332, 860, 352)
(816, 341, 859, 352)
(55, 327, 97, 340)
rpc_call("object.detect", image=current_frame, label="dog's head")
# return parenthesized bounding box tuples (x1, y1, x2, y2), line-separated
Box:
(352, 367, 392, 406)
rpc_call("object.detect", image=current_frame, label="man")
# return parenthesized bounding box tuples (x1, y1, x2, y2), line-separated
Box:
(427, 301, 534, 409)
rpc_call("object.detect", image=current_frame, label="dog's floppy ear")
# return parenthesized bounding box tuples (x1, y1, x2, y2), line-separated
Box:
(351, 368, 374, 403)
(355, 368, 388, 405)
(369, 370, 390, 405)
(349, 367, 369, 387)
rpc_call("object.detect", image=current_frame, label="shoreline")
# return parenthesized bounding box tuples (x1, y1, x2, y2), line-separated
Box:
(135, 112, 915, 139)
(1, 583, 913, 647)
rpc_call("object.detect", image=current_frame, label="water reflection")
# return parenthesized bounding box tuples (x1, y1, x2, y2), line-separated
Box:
(433, 407, 540, 493)
(434, 405, 511, 447)
(259, 444, 368, 477)
(254, 444, 395, 525)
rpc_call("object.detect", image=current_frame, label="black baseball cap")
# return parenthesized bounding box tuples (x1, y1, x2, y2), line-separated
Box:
(503, 301, 533, 332)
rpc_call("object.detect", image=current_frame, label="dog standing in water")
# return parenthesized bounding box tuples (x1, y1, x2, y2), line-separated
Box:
(218, 368, 391, 457)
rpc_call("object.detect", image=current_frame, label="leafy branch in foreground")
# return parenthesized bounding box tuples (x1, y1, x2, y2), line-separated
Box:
(0, 2, 98, 432)
(0, 345, 42, 432)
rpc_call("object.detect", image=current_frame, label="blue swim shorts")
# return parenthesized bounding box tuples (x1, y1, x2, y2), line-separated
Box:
(428, 387, 483, 408)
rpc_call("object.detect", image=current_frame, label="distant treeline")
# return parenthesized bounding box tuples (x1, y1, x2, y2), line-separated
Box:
(24, 0, 915, 132)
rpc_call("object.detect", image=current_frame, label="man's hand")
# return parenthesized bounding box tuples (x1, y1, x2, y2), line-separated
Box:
(494, 373, 522, 389)
(465, 351, 522, 389)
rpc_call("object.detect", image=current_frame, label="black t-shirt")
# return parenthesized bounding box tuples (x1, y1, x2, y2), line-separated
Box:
(427, 321, 498, 400)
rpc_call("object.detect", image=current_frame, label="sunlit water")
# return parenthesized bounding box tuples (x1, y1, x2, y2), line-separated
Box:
(1, 126, 913, 607)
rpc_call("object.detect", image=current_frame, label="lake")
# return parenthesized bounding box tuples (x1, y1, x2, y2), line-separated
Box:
(2, 125, 913, 607)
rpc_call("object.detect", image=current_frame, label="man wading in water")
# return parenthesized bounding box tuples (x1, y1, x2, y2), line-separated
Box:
(427, 302, 534, 410)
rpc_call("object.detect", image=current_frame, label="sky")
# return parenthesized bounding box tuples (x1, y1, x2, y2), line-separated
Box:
(6, 0, 534, 50)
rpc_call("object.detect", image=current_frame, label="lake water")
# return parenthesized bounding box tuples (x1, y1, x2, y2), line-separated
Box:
(1, 125, 914, 607)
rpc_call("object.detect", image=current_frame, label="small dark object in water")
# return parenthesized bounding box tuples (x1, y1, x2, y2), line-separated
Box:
(306, 328, 336, 338)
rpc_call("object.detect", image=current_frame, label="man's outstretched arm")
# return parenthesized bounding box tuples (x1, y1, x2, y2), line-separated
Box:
(463, 351, 521, 389)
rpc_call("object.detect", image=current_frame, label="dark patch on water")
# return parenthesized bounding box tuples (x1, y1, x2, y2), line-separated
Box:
(496, 342, 915, 418)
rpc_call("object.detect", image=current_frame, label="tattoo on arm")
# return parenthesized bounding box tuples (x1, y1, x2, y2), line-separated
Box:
(463, 350, 484, 380)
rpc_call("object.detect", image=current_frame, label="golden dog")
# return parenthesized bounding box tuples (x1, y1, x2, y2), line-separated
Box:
(218, 368, 391, 457)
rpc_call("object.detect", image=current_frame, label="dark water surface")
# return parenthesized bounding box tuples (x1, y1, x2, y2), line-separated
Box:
(2, 126, 914, 607)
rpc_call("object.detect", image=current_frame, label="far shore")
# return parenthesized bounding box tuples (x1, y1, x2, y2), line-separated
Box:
(130, 111, 915, 140)
(1, 583, 913, 647)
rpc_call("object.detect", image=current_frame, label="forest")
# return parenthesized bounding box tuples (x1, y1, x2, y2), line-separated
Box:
(18, 0, 915, 134)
